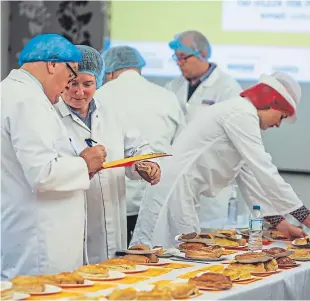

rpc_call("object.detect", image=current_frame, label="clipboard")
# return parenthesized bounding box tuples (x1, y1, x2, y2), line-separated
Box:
(102, 153, 171, 169)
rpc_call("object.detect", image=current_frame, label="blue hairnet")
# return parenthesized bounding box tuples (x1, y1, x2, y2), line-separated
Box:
(76, 45, 105, 89)
(18, 34, 82, 66)
(103, 46, 146, 73)
(168, 30, 212, 61)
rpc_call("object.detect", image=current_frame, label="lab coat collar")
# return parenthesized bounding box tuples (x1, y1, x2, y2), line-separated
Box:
(57, 97, 100, 118)
(200, 66, 220, 88)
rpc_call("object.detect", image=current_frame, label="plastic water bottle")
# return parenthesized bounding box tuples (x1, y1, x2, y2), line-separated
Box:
(227, 189, 238, 225)
(248, 205, 264, 252)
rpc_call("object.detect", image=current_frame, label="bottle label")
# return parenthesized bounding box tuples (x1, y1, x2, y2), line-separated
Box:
(249, 218, 264, 231)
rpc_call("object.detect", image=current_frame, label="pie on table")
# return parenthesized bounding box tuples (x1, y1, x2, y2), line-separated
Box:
(11, 276, 45, 293)
(128, 244, 150, 251)
(264, 247, 286, 256)
(215, 229, 238, 239)
(185, 246, 223, 259)
(223, 268, 251, 281)
(268, 230, 289, 240)
(179, 232, 200, 240)
(108, 288, 137, 300)
(228, 258, 278, 273)
(99, 258, 136, 271)
(122, 254, 159, 263)
(276, 257, 296, 265)
(189, 272, 232, 290)
(153, 282, 199, 299)
(76, 264, 109, 279)
(178, 242, 208, 251)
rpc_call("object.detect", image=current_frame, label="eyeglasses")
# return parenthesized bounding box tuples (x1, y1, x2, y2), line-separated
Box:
(65, 63, 78, 83)
(172, 54, 194, 62)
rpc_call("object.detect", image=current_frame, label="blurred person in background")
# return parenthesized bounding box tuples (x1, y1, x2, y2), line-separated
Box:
(132, 72, 310, 248)
(166, 30, 243, 227)
(55, 45, 161, 263)
(1, 34, 107, 279)
(95, 46, 185, 245)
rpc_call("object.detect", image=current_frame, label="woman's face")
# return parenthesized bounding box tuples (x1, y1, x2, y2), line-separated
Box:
(62, 73, 96, 109)
(258, 109, 288, 130)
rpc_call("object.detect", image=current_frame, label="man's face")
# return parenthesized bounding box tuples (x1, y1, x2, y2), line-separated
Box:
(174, 50, 203, 80)
(258, 109, 288, 130)
(46, 62, 78, 104)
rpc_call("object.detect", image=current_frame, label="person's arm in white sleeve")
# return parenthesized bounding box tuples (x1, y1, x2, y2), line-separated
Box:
(123, 128, 155, 180)
(223, 109, 304, 216)
(10, 101, 90, 193)
(169, 94, 186, 144)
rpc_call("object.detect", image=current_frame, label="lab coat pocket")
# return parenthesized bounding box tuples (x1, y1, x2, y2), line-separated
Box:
(54, 136, 78, 156)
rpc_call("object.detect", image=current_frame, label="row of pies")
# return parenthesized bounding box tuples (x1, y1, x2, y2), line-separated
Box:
(179, 229, 246, 247)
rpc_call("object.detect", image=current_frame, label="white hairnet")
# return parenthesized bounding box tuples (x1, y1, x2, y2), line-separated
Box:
(76, 45, 105, 89)
(103, 46, 146, 73)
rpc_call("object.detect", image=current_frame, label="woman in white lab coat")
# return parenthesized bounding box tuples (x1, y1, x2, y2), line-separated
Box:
(165, 30, 243, 227)
(1, 34, 107, 279)
(131, 72, 310, 248)
(54, 45, 161, 262)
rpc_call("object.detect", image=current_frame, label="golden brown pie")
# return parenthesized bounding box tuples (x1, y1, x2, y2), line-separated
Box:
(264, 247, 286, 256)
(123, 254, 151, 263)
(216, 229, 237, 239)
(235, 252, 269, 262)
(147, 254, 159, 263)
(213, 238, 240, 247)
(109, 288, 137, 300)
(99, 258, 136, 271)
(269, 230, 288, 240)
(179, 232, 200, 240)
(11, 276, 45, 293)
(76, 264, 109, 278)
(276, 256, 296, 265)
(153, 246, 164, 256)
(54, 272, 84, 284)
(223, 269, 251, 281)
(35, 275, 59, 285)
(129, 244, 150, 251)
(178, 242, 207, 251)
(265, 259, 278, 271)
(189, 272, 232, 290)
(228, 262, 266, 273)
(185, 246, 223, 259)
(294, 237, 310, 246)
(154, 282, 199, 299)
(290, 249, 310, 259)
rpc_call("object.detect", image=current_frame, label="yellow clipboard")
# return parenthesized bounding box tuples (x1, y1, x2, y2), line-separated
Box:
(102, 153, 171, 169)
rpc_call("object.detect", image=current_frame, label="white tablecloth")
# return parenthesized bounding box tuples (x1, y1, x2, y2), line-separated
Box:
(86, 242, 310, 300)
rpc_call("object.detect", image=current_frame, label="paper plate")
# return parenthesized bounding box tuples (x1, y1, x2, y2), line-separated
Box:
(58, 280, 94, 288)
(13, 292, 31, 300)
(84, 271, 126, 281)
(123, 265, 149, 274)
(102, 153, 171, 169)
(30, 284, 62, 295)
(251, 270, 281, 276)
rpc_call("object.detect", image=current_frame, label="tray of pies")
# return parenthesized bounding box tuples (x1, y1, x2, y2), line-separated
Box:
(123, 244, 162, 255)
(229, 257, 279, 274)
(76, 264, 126, 281)
(292, 236, 310, 249)
(189, 272, 232, 291)
(178, 242, 220, 252)
(289, 248, 310, 261)
(264, 247, 294, 258)
(234, 252, 272, 263)
(98, 258, 149, 273)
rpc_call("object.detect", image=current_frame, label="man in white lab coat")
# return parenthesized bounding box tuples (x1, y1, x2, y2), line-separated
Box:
(165, 30, 243, 225)
(132, 72, 310, 248)
(1, 34, 107, 279)
(95, 46, 185, 245)
(54, 45, 161, 262)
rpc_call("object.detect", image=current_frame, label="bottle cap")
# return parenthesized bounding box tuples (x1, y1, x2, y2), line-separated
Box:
(253, 205, 260, 210)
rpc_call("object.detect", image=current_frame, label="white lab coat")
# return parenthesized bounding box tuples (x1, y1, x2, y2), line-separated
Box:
(54, 98, 154, 262)
(131, 96, 303, 248)
(95, 70, 185, 216)
(165, 66, 243, 225)
(1, 70, 90, 279)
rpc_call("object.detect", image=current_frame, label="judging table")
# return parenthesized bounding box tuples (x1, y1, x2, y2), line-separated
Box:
(25, 242, 310, 300)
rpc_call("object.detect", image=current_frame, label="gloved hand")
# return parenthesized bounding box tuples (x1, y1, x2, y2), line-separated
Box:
(135, 161, 161, 185)
(80, 145, 107, 174)
(276, 220, 307, 240)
